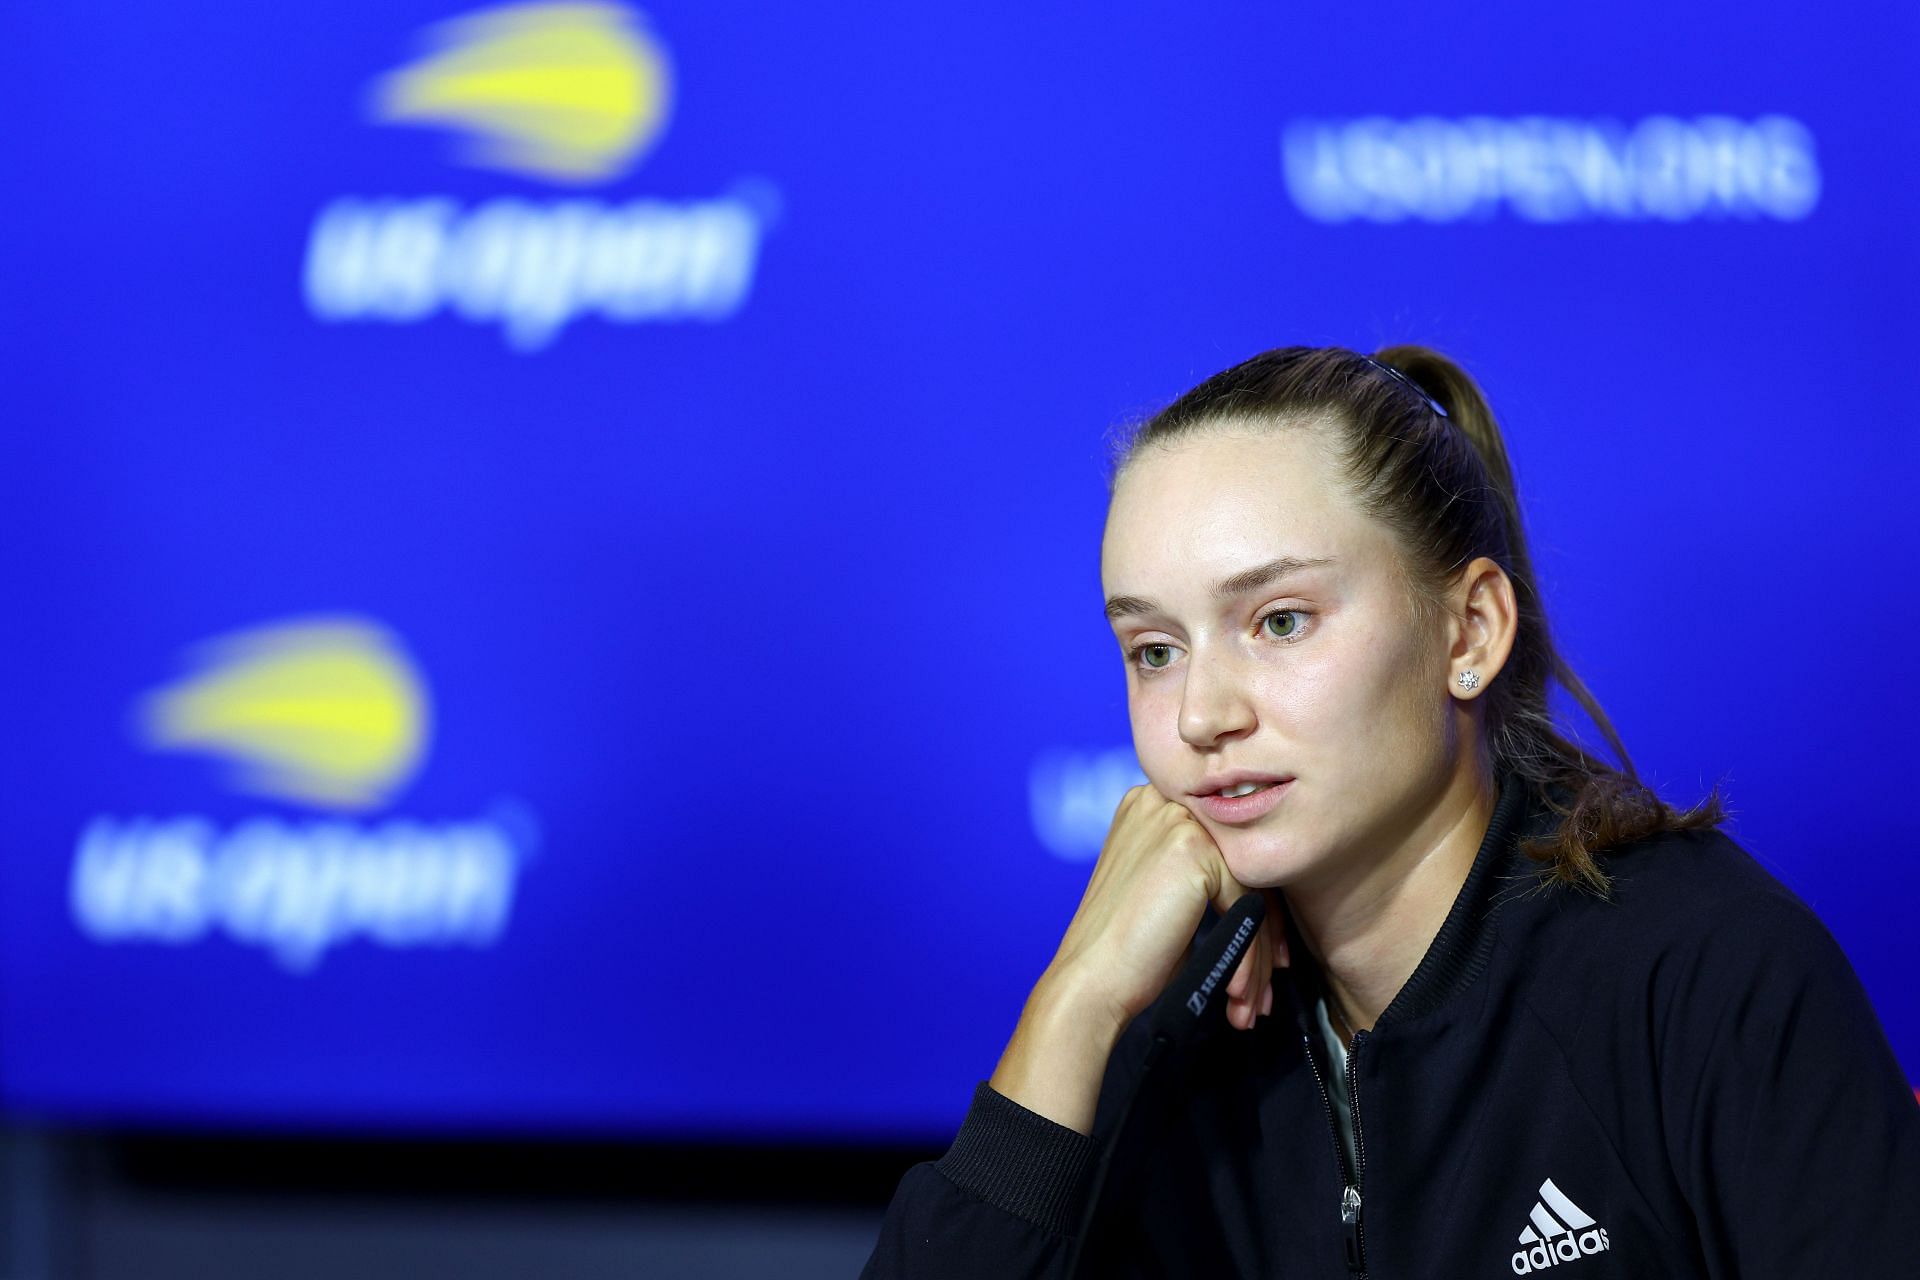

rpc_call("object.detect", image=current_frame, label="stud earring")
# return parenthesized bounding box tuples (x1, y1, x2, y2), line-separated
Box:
(1456, 669, 1480, 692)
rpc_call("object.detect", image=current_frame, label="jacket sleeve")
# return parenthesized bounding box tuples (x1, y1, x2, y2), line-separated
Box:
(856, 1079, 1098, 1280)
(858, 995, 1165, 1280)
(1659, 887, 1920, 1277)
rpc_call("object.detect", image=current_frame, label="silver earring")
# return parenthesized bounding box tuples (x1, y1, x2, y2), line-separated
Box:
(1456, 669, 1480, 691)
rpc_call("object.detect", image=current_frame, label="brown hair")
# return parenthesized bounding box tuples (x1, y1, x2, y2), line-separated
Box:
(1104, 344, 1728, 897)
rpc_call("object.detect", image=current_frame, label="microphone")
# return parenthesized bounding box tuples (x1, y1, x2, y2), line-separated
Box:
(1142, 889, 1268, 1049)
(1063, 890, 1268, 1280)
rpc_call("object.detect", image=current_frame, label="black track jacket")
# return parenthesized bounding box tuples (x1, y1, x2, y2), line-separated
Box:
(859, 770, 1920, 1278)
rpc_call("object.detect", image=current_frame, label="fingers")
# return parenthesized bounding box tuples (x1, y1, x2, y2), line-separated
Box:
(1198, 844, 1285, 1032)
(1218, 888, 1299, 1032)
(1228, 927, 1269, 1031)
(1236, 894, 1289, 1029)
(1265, 888, 1290, 969)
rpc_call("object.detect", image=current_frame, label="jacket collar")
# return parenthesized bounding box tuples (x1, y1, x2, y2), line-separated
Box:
(1279, 766, 1560, 1032)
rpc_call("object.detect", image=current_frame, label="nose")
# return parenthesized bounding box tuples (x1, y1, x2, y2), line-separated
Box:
(1177, 643, 1256, 748)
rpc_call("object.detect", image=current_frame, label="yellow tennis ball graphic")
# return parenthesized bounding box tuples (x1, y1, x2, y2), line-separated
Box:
(369, 1, 674, 184)
(136, 617, 433, 813)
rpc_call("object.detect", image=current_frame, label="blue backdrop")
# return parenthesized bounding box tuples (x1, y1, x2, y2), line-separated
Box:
(2, 0, 1915, 1142)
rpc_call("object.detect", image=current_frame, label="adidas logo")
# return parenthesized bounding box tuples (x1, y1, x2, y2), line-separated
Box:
(1509, 1178, 1611, 1274)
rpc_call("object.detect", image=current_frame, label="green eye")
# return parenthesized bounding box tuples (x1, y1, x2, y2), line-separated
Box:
(1263, 610, 1306, 641)
(1129, 611, 1308, 677)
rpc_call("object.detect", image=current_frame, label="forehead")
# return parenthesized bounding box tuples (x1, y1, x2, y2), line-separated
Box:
(1101, 424, 1381, 591)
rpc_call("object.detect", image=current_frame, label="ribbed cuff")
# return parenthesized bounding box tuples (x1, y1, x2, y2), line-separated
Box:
(932, 1079, 1098, 1236)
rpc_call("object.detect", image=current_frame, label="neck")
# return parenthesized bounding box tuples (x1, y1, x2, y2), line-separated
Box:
(1288, 764, 1497, 1032)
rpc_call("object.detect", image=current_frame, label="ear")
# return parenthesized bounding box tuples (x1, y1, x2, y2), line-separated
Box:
(1447, 556, 1517, 699)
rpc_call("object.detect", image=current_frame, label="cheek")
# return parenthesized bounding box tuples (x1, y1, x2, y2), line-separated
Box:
(1246, 642, 1367, 728)
(1254, 623, 1426, 744)
(1127, 682, 1206, 804)
(1128, 687, 1180, 773)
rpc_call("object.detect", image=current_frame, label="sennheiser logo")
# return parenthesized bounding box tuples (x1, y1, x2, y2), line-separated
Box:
(1284, 114, 1819, 224)
(1509, 1177, 1611, 1274)
(302, 1, 776, 351)
(1186, 914, 1258, 1016)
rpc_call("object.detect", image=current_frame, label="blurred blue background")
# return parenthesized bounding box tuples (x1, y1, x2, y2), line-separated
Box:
(2, 0, 1915, 1274)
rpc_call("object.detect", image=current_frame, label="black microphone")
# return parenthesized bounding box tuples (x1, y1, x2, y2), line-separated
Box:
(1063, 890, 1268, 1280)
(1142, 889, 1268, 1050)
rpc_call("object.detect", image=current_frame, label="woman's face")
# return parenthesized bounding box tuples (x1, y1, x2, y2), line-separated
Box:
(1100, 420, 1459, 892)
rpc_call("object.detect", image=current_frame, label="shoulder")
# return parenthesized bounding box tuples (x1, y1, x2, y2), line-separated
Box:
(1508, 803, 1812, 931)
(1490, 816, 1908, 1133)
(1498, 816, 1858, 1005)
(1600, 822, 1816, 932)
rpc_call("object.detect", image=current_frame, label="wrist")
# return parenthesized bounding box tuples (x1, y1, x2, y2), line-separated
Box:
(1029, 965, 1128, 1046)
(989, 969, 1126, 1137)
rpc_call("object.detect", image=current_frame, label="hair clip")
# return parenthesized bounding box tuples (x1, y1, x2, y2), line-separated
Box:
(1362, 355, 1449, 419)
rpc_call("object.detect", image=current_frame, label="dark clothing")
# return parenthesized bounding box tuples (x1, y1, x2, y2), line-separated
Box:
(859, 771, 1920, 1278)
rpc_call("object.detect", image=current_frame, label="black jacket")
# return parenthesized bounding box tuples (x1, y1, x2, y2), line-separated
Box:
(860, 770, 1920, 1278)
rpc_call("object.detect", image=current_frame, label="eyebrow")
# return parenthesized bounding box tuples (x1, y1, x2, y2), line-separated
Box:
(1104, 555, 1338, 621)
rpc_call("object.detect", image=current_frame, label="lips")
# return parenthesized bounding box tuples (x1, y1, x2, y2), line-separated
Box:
(1193, 777, 1294, 824)
(1191, 770, 1295, 797)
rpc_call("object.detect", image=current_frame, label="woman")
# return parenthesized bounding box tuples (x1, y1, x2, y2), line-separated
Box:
(859, 345, 1920, 1279)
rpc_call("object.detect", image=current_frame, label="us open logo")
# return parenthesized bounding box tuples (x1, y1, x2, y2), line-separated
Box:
(1283, 114, 1819, 224)
(68, 615, 538, 973)
(302, 1, 778, 351)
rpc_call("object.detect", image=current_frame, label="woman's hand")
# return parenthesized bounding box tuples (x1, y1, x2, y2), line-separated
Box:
(1045, 783, 1290, 1038)
(988, 783, 1292, 1135)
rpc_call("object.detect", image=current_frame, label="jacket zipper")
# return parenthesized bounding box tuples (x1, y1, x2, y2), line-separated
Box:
(1300, 1026, 1369, 1275)
(1348, 1029, 1370, 1275)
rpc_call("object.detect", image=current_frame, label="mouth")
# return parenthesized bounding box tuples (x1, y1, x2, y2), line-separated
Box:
(1192, 777, 1294, 824)
(1190, 772, 1295, 799)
